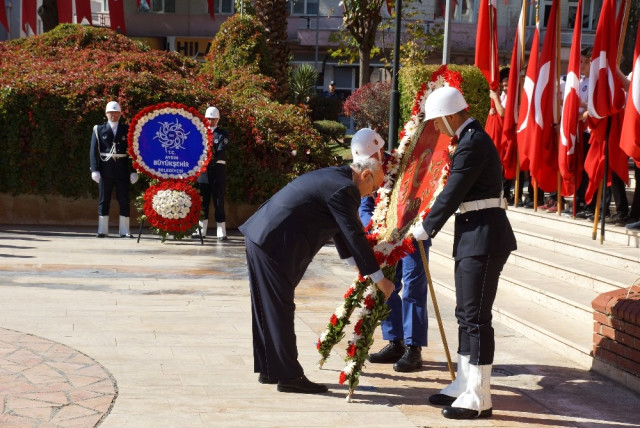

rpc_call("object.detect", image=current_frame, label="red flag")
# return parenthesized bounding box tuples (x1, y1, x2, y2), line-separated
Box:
(584, 0, 629, 202)
(559, 0, 584, 196)
(620, 21, 640, 164)
(516, 11, 541, 173)
(22, 0, 37, 34)
(475, 0, 499, 91)
(208, 0, 215, 20)
(518, 0, 560, 192)
(500, 0, 525, 180)
(75, 0, 93, 25)
(0, 0, 8, 33)
(108, 0, 126, 34)
(57, 0, 73, 23)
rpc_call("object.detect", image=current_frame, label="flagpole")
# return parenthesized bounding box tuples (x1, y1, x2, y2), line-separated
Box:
(514, 0, 527, 208)
(387, 0, 402, 152)
(555, 0, 562, 216)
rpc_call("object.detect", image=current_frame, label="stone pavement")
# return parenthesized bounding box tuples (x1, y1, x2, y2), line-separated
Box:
(0, 226, 639, 428)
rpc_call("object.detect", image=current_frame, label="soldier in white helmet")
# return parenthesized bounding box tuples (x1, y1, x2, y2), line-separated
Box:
(193, 106, 229, 240)
(89, 101, 138, 238)
(351, 128, 431, 373)
(410, 86, 517, 420)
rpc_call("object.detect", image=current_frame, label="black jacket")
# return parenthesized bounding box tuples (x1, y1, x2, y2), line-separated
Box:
(421, 120, 517, 260)
(239, 165, 380, 285)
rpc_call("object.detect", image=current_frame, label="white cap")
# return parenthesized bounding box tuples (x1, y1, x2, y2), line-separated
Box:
(205, 106, 220, 119)
(351, 128, 385, 162)
(423, 86, 468, 121)
(105, 101, 121, 113)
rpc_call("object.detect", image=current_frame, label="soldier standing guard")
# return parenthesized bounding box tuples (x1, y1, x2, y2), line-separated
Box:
(194, 106, 229, 240)
(89, 101, 139, 238)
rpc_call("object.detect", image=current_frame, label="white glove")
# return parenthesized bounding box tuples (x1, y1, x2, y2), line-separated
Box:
(91, 171, 101, 183)
(130, 173, 139, 184)
(409, 221, 429, 241)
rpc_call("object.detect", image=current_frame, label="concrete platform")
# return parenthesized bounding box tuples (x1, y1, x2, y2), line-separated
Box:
(0, 226, 639, 427)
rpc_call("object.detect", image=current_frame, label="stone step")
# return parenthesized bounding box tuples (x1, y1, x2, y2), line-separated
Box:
(427, 260, 593, 369)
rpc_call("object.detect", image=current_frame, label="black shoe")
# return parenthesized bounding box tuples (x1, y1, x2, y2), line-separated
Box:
(393, 345, 422, 372)
(96, 233, 106, 238)
(217, 236, 228, 241)
(606, 212, 627, 224)
(120, 234, 134, 238)
(258, 373, 278, 384)
(616, 215, 638, 226)
(576, 209, 593, 219)
(442, 406, 492, 419)
(277, 375, 328, 394)
(429, 393, 456, 406)
(368, 340, 405, 364)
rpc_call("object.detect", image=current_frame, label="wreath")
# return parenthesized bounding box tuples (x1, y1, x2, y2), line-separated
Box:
(316, 65, 463, 401)
(141, 180, 202, 241)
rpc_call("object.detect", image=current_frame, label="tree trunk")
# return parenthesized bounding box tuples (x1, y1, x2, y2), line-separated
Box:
(38, 0, 59, 32)
(359, 46, 371, 86)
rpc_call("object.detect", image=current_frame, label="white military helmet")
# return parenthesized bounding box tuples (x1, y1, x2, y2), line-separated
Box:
(105, 101, 121, 113)
(351, 128, 385, 162)
(423, 86, 468, 121)
(205, 106, 220, 119)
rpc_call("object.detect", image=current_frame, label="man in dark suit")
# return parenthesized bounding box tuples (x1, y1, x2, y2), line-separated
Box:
(89, 101, 138, 238)
(239, 159, 395, 394)
(410, 87, 517, 420)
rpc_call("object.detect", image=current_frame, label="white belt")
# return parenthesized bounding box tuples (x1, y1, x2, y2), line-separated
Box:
(216, 160, 226, 164)
(459, 197, 505, 214)
(101, 153, 128, 158)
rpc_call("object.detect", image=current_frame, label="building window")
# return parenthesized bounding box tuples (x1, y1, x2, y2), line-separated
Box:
(434, 0, 476, 24)
(287, 0, 319, 16)
(139, 0, 175, 13)
(213, 0, 235, 14)
(533, 0, 603, 31)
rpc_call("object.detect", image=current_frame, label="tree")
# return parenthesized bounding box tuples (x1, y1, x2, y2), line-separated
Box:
(37, 0, 59, 32)
(253, 0, 291, 102)
(335, 0, 386, 87)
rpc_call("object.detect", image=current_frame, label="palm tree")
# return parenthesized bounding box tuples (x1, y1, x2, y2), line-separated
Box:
(254, 0, 291, 102)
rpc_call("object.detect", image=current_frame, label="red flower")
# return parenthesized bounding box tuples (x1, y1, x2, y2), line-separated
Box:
(344, 287, 355, 299)
(347, 344, 357, 357)
(339, 371, 347, 384)
(354, 319, 363, 336)
(142, 180, 201, 233)
(364, 295, 375, 310)
(330, 314, 338, 326)
(316, 339, 322, 350)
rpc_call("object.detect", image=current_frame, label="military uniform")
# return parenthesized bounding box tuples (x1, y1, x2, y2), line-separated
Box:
(197, 126, 229, 225)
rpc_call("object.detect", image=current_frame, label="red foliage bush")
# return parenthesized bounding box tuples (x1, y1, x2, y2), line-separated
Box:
(343, 81, 391, 137)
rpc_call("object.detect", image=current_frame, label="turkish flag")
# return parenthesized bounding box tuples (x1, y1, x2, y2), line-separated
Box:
(22, 0, 37, 34)
(620, 19, 640, 164)
(475, 0, 499, 91)
(208, 0, 215, 20)
(0, 0, 8, 33)
(517, 0, 560, 192)
(57, 0, 73, 23)
(559, 0, 584, 196)
(108, 0, 126, 34)
(500, 1, 525, 180)
(76, 0, 93, 25)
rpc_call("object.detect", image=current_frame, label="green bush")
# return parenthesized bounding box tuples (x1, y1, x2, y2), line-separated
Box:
(313, 120, 347, 144)
(399, 64, 490, 129)
(0, 23, 337, 205)
(308, 96, 343, 121)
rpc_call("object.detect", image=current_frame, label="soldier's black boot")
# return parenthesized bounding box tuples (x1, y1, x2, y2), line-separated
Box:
(368, 340, 405, 364)
(393, 345, 423, 372)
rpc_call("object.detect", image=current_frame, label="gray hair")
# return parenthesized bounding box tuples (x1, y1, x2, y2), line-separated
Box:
(351, 157, 382, 175)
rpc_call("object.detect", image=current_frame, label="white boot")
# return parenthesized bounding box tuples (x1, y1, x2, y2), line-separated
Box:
(217, 222, 227, 241)
(443, 364, 492, 419)
(119, 216, 132, 238)
(429, 353, 470, 405)
(192, 219, 208, 238)
(97, 216, 109, 237)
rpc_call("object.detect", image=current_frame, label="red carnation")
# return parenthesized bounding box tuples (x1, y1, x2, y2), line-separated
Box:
(316, 339, 321, 350)
(344, 288, 355, 299)
(364, 295, 375, 310)
(347, 344, 357, 357)
(339, 371, 347, 384)
(354, 319, 363, 336)
(330, 314, 338, 326)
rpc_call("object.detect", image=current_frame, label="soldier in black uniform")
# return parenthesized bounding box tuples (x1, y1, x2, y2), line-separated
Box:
(89, 101, 138, 238)
(410, 87, 517, 420)
(194, 106, 229, 240)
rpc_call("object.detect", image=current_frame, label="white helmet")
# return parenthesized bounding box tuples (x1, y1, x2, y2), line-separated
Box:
(351, 128, 385, 162)
(205, 106, 220, 119)
(423, 86, 468, 121)
(105, 101, 121, 113)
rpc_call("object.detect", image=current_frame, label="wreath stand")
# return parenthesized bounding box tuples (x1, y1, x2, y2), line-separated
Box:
(136, 219, 204, 245)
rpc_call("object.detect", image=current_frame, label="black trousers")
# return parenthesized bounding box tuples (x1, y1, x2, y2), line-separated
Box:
(98, 175, 130, 216)
(454, 252, 510, 365)
(245, 239, 304, 381)
(199, 163, 226, 222)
